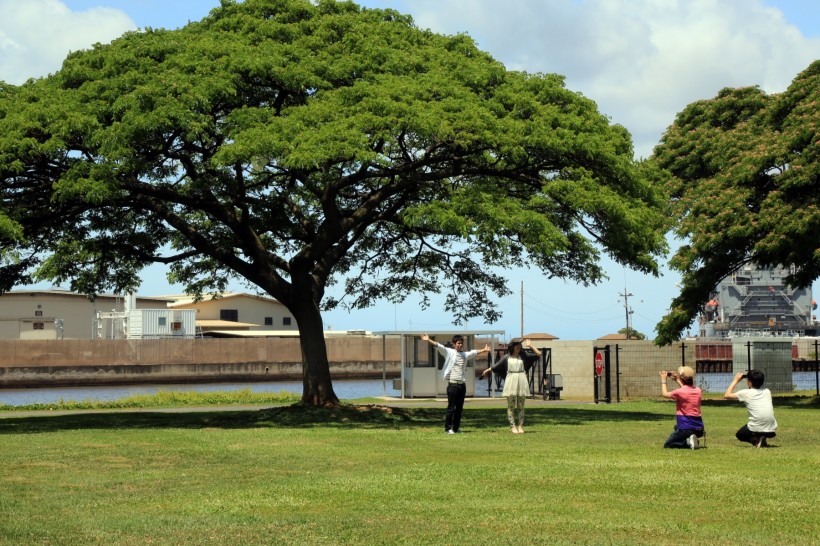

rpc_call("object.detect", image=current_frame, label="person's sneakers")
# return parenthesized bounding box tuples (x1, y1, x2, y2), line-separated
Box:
(446, 429, 455, 434)
(687, 434, 700, 450)
(754, 436, 767, 448)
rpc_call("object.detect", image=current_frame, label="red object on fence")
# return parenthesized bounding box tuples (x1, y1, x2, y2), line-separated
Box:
(695, 343, 732, 360)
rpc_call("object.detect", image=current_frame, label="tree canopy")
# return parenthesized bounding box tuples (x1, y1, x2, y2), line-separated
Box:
(652, 60, 819, 344)
(617, 327, 646, 340)
(0, 0, 666, 405)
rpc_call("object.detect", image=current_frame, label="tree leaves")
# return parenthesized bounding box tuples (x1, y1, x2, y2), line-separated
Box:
(653, 60, 820, 344)
(1, 0, 667, 403)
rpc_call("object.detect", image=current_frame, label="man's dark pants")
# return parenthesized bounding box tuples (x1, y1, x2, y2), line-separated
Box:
(445, 382, 467, 432)
(663, 425, 704, 448)
(736, 425, 776, 445)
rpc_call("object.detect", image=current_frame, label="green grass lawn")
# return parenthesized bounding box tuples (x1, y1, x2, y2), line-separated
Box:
(1, 396, 818, 545)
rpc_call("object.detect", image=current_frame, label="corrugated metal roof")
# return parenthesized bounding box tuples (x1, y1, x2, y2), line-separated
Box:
(162, 292, 282, 307)
(202, 330, 300, 338)
(0, 289, 169, 303)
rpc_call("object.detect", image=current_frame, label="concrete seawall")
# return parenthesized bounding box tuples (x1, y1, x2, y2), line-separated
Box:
(0, 337, 401, 388)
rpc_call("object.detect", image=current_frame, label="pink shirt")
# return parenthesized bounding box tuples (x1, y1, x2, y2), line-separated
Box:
(670, 385, 703, 429)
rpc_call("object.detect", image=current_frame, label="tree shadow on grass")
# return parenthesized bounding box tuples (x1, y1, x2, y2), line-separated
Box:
(0, 402, 676, 434)
(700, 394, 820, 409)
(767, 395, 820, 408)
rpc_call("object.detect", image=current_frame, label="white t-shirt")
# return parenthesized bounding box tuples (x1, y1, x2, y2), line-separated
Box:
(736, 388, 777, 432)
(434, 343, 478, 382)
(447, 352, 467, 382)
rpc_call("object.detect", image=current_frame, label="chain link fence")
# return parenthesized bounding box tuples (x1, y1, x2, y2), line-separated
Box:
(600, 338, 820, 400)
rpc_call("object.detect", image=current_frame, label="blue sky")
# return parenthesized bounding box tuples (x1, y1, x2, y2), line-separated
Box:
(1, 0, 818, 339)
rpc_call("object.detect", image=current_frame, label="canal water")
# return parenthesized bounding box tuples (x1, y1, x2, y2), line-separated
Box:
(0, 379, 402, 407)
(692, 371, 818, 394)
(1, 373, 816, 407)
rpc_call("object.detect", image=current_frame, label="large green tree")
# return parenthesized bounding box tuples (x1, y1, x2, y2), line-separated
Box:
(653, 60, 819, 344)
(0, 0, 665, 406)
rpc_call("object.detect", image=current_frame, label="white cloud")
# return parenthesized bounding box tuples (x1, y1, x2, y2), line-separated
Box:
(0, 0, 135, 85)
(404, 0, 820, 158)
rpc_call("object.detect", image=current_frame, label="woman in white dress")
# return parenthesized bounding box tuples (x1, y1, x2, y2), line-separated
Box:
(482, 338, 541, 433)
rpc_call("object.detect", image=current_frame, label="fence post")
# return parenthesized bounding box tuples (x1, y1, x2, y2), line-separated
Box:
(604, 345, 612, 403)
(593, 345, 611, 404)
(815, 339, 819, 396)
(593, 346, 600, 403)
(615, 344, 621, 403)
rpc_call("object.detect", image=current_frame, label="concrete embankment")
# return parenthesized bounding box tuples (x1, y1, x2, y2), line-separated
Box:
(0, 337, 401, 388)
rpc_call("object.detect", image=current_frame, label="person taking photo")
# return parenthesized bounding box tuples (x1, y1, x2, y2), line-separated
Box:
(724, 369, 777, 448)
(659, 366, 705, 449)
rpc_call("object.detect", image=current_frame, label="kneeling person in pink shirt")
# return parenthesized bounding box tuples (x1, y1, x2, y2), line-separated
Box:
(660, 366, 705, 449)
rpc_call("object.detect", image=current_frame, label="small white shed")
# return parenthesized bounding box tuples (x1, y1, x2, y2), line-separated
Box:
(374, 330, 504, 398)
(127, 308, 197, 339)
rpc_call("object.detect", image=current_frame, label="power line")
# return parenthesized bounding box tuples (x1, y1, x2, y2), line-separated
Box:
(519, 292, 622, 316)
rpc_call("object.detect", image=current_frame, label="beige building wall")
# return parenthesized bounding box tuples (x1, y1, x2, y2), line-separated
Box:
(0, 319, 20, 339)
(0, 291, 95, 339)
(0, 291, 176, 340)
(168, 293, 297, 331)
(0, 290, 296, 339)
(19, 319, 59, 340)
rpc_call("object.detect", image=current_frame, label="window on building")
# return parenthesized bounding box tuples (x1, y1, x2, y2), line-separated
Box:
(264, 317, 273, 326)
(220, 309, 239, 322)
(171, 322, 183, 331)
(33, 322, 44, 330)
(35, 310, 43, 317)
(158, 317, 167, 326)
(283, 317, 292, 326)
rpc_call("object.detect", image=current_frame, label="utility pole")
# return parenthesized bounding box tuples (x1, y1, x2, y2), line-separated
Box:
(619, 289, 634, 339)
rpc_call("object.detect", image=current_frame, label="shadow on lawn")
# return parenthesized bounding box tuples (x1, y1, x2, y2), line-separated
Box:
(0, 402, 681, 434)
(700, 394, 820, 409)
(3, 395, 817, 434)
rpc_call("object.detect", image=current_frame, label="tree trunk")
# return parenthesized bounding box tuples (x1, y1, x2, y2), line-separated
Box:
(291, 294, 340, 407)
